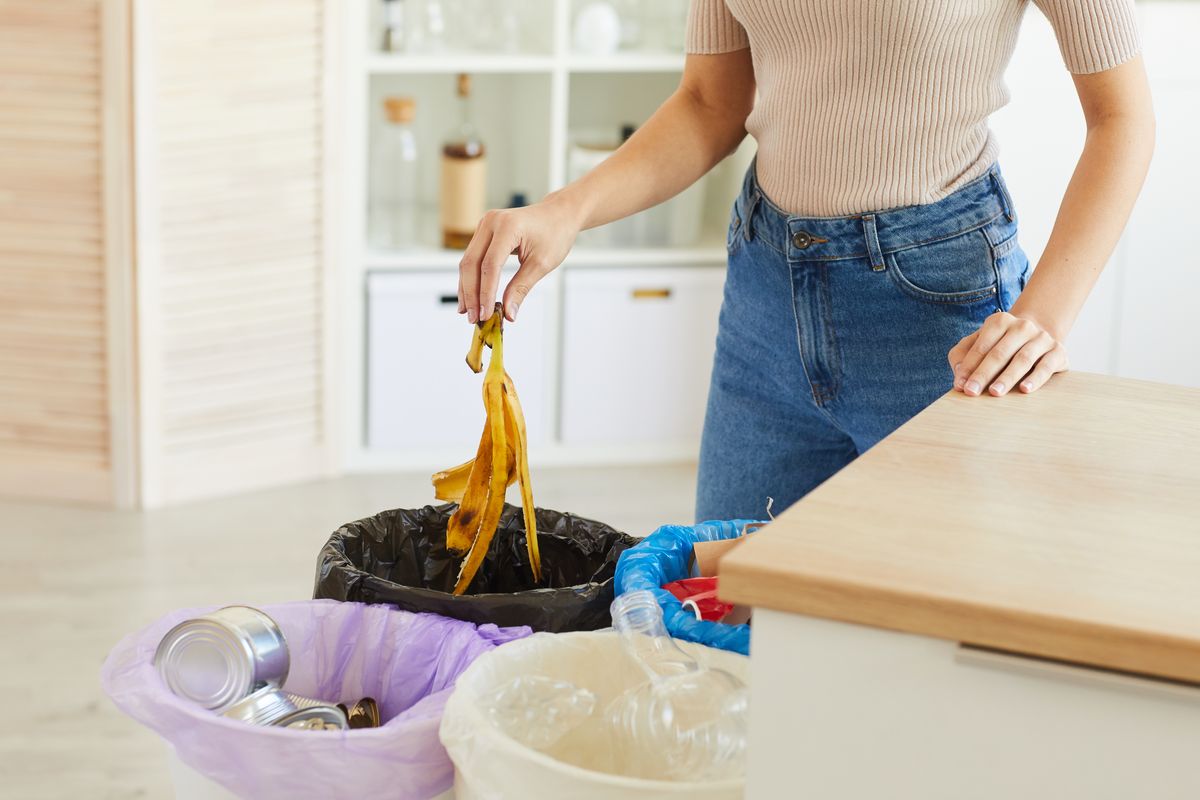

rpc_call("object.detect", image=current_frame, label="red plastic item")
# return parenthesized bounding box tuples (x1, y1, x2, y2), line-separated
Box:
(662, 577, 735, 622)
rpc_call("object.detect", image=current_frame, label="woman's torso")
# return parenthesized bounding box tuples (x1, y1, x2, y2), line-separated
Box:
(706, 0, 1137, 216)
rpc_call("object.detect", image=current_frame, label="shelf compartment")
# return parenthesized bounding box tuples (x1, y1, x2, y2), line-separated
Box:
(367, 0, 556, 61)
(367, 71, 553, 250)
(367, 54, 556, 74)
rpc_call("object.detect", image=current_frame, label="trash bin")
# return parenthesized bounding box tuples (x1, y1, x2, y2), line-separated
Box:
(614, 521, 758, 655)
(314, 503, 639, 632)
(440, 631, 749, 799)
(101, 600, 529, 800)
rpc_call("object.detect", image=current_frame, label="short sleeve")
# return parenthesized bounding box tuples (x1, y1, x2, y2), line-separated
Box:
(1033, 0, 1141, 74)
(686, 0, 750, 54)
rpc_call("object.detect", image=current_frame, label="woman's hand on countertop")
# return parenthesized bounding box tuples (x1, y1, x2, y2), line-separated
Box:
(948, 311, 1070, 396)
(458, 194, 582, 324)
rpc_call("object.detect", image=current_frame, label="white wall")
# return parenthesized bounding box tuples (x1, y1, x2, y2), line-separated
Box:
(993, 1, 1200, 388)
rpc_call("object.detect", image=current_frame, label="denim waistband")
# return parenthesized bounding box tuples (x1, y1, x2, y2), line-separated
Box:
(735, 162, 1016, 264)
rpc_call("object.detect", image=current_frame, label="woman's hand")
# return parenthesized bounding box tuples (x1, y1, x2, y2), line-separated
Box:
(948, 311, 1069, 396)
(458, 196, 581, 324)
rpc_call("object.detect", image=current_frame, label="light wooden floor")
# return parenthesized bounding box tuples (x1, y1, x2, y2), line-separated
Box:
(0, 465, 697, 799)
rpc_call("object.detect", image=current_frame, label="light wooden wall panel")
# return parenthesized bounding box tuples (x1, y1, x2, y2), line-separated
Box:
(0, 0, 131, 504)
(136, 0, 334, 505)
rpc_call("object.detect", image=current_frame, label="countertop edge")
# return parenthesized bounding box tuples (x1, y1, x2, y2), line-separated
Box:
(719, 543, 1200, 685)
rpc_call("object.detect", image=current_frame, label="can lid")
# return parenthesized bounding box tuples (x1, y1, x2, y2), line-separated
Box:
(154, 619, 255, 711)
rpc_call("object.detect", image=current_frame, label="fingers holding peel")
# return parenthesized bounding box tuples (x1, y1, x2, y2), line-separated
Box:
(502, 260, 550, 322)
(477, 211, 519, 322)
(458, 223, 494, 324)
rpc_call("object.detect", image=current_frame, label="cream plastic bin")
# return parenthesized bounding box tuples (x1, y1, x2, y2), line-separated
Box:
(440, 631, 749, 800)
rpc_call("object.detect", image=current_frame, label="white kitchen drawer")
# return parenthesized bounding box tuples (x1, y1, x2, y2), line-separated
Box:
(560, 266, 724, 448)
(367, 271, 549, 451)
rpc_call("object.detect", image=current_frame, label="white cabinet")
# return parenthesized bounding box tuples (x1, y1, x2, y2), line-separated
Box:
(560, 266, 724, 450)
(367, 271, 550, 451)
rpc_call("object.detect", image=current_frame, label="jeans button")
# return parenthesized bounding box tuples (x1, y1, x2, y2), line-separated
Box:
(792, 231, 813, 249)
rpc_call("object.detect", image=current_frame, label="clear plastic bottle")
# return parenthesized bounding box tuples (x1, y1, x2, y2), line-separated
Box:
(369, 96, 420, 250)
(480, 675, 597, 752)
(606, 590, 749, 781)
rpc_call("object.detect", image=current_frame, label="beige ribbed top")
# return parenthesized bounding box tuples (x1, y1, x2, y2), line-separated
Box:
(687, 0, 1140, 216)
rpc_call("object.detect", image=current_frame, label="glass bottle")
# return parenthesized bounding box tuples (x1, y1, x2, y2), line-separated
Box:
(420, 0, 447, 52)
(370, 96, 420, 250)
(439, 73, 487, 249)
(606, 590, 749, 781)
(380, 0, 406, 52)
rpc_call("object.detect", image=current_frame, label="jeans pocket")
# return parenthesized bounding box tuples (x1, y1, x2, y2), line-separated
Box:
(726, 202, 744, 255)
(885, 227, 999, 306)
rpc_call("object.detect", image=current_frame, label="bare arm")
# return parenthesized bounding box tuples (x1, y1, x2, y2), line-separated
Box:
(458, 49, 756, 323)
(951, 55, 1155, 396)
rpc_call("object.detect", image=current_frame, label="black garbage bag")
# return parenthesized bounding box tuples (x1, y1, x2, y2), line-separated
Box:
(314, 503, 640, 632)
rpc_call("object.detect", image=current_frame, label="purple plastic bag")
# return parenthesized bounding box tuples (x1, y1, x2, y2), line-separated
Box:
(101, 600, 529, 800)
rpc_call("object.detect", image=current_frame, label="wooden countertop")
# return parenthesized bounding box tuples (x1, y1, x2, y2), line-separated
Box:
(719, 372, 1200, 683)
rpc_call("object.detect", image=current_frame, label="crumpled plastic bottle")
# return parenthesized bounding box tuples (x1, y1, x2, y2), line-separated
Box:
(480, 674, 598, 751)
(606, 590, 749, 781)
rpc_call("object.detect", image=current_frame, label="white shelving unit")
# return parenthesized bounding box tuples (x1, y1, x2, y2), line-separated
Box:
(341, 0, 749, 472)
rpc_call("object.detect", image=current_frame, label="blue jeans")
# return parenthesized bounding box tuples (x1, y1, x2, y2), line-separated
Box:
(696, 163, 1030, 522)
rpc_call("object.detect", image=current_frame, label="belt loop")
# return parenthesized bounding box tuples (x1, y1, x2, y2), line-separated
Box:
(990, 167, 1016, 222)
(743, 189, 760, 241)
(862, 214, 885, 272)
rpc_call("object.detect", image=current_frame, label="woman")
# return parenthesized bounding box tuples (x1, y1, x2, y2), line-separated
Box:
(457, 0, 1154, 521)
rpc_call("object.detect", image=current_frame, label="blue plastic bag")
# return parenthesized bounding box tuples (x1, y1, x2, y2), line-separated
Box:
(614, 521, 759, 655)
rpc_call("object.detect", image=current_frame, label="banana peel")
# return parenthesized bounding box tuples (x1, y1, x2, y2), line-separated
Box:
(434, 303, 542, 594)
(431, 434, 516, 504)
(502, 372, 541, 582)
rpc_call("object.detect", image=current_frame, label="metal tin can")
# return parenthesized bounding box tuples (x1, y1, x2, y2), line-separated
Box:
(154, 606, 289, 711)
(223, 687, 339, 727)
(222, 687, 300, 726)
(277, 705, 349, 731)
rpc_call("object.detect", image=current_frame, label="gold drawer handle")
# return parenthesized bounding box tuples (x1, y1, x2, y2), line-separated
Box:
(631, 288, 672, 300)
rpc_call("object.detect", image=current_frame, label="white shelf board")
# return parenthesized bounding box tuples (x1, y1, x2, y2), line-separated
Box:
(367, 53, 556, 74)
(364, 243, 727, 271)
(566, 52, 685, 73)
(568, 243, 725, 266)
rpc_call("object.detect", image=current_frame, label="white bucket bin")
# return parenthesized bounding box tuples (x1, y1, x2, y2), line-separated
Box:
(440, 631, 749, 799)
